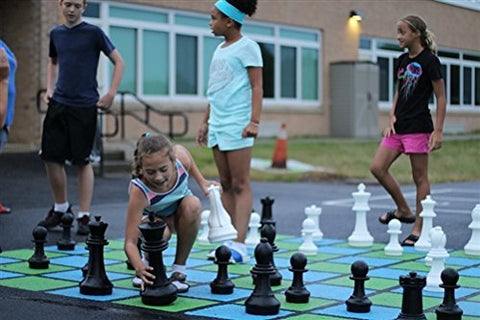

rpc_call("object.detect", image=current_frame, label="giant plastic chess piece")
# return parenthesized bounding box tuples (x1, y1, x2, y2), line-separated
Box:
(425, 226, 449, 292)
(348, 183, 373, 247)
(28, 225, 50, 269)
(345, 260, 372, 313)
(245, 210, 261, 248)
(197, 210, 210, 245)
(298, 218, 318, 256)
(396, 271, 427, 320)
(464, 204, 480, 256)
(304, 204, 323, 241)
(260, 223, 282, 286)
(210, 245, 234, 294)
(260, 196, 276, 228)
(57, 211, 76, 250)
(435, 268, 463, 320)
(384, 219, 403, 256)
(285, 252, 310, 303)
(415, 195, 436, 252)
(139, 213, 177, 305)
(79, 216, 113, 295)
(245, 238, 280, 315)
(207, 185, 237, 243)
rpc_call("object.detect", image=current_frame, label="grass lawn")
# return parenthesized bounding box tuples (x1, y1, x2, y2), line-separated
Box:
(185, 137, 480, 184)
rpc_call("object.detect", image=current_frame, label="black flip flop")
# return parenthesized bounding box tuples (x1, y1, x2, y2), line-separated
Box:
(401, 234, 419, 247)
(378, 211, 415, 224)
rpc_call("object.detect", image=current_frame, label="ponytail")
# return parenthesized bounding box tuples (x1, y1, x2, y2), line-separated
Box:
(401, 15, 437, 55)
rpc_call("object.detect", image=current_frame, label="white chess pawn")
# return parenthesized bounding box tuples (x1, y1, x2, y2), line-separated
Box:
(299, 218, 318, 255)
(304, 204, 323, 241)
(348, 183, 374, 247)
(425, 226, 449, 292)
(197, 210, 210, 245)
(207, 185, 238, 243)
(245, 211, 261, 248)
(464, 204, 480, 256)
(415, 195, 436, 252)
(384, 219, 403, 256)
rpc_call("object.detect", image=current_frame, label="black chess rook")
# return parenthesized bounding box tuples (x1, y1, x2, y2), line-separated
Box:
(79, 216, 113, 295)
(210, 245, 235, 294)
(435, 268, 463, 320)
(260, 196, 275, 227)
(285, 252, 310, 303)
(396, 271, 427, 320)
(345, 260, 372, 313)
(28, 225, 50, 269)
(139, 213, 177, 306)
(245, 238, 280, 315)
(57, 211, 76, 250)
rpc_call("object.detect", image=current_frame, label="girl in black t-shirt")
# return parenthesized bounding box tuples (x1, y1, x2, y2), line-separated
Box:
(371, 15, 446, 246)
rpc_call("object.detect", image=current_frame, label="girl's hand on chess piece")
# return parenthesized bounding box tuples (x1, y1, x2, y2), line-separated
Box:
(136, 265, 155, 289)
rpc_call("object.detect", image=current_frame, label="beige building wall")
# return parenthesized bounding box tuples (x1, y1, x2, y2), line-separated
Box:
(1, 0, 479, 145)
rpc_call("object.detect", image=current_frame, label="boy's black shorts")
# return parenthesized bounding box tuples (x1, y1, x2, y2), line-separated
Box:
(40, 99, 98, 165)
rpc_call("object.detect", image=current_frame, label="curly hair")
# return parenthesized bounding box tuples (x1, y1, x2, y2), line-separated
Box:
(131, 133, 175, 178)
(226, 0, 258, 17)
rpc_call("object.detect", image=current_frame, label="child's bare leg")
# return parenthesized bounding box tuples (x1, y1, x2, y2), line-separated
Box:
(370, 146, 414, 219)
(408, 153, 430, 238)
(172, 196, 201, 265)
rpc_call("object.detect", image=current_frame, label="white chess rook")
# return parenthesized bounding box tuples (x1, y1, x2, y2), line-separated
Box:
(348, 183, 373, 247)
(304, 205, 323, 241)
(415, 195, 436, 252)
(197, 210, 210, 245)
(384, 218, 403, 256)
(425, 226, 449, 292)
(299, 218, 318, 255)
(207, 185, 238, 243)
(245, 211, 261, 248)
(464, 204, 480, 256)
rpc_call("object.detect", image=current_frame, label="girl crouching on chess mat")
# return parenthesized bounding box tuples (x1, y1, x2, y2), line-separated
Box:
(124, 133, 220, 292)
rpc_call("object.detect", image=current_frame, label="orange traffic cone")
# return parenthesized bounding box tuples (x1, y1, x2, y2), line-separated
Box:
(271, 123, 287, 169)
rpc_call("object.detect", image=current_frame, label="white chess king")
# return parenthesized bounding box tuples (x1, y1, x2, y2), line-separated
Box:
(207, 185, 238, 243)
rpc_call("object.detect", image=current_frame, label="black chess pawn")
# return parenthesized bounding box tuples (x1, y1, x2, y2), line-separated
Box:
(435, 268, 463, 320)
(28, 225, 50, 269)
(345, 260, 372, 313)
(396, 271, 427, 320)
(79, 216, 113, 295)
(57, 211, 76, 250)
(260, 196, 276, 227)
(139, 213, 177, 306)
(259, 223, 282, 286)
(285, 252, 310, 303)
(210, 245, 235, 294)
(245, 238, 280, 315)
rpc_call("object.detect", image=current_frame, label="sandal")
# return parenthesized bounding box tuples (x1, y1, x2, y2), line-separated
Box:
(0, 204, 11, 214)
(401, 234, 419, 247)
(169, 272, 190, 293)
(378, 211, 415, 225)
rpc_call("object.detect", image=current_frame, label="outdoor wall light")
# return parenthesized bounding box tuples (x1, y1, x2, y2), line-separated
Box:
(349, 10, 363, 22)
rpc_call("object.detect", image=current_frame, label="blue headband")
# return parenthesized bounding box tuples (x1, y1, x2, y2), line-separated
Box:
(215, 0, 246, 24)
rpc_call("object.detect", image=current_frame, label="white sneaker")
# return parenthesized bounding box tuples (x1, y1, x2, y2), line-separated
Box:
(132, 276, 142, 288)
(169, 272, 190, 293)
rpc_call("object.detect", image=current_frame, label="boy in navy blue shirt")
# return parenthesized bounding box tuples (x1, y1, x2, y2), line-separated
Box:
(38, 0, 125, 235)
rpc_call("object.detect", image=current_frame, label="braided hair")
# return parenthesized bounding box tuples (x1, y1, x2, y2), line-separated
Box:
(132, 133, 175, 178)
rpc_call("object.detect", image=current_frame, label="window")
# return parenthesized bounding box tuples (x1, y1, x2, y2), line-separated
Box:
(360, 36, 480, 110)
(85, 1, 322, 107)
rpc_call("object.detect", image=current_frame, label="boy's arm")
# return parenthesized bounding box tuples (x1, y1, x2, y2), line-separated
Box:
(97, 49, 125, 109)
(429, 78, 446, 151)
(0, 48, 10, 127)
(44, 57, 58, 104)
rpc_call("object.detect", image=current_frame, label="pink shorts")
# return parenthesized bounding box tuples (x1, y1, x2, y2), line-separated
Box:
(381, 133, 430, 154)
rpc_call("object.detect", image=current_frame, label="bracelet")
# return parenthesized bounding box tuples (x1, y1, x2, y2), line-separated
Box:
(250, 121, 260, 127)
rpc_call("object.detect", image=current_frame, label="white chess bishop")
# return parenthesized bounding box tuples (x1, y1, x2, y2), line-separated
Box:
(464, 204, 480, 256)
(207, 185, 238, 243)
(197, 210, 210, 245)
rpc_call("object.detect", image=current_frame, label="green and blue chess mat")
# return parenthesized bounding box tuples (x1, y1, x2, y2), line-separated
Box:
(1, 235, 480, 319)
